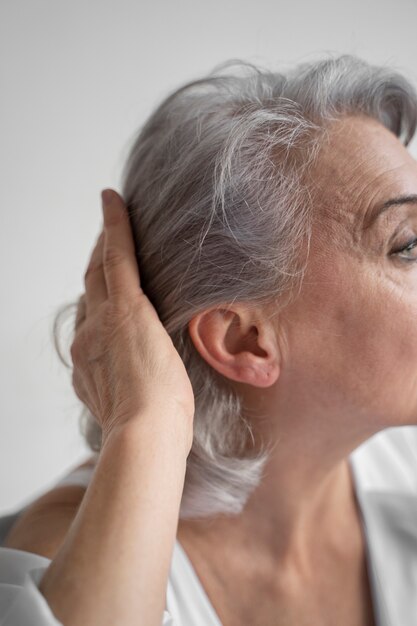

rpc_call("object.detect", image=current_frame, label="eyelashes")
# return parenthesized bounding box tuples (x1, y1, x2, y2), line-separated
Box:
(391, 237, 417, 261)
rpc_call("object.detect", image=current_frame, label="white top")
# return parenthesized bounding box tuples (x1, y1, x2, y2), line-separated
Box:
(1, 425, 417, 625)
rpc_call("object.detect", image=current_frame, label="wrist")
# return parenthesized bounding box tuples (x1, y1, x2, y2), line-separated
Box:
(101, 409, 193, 460)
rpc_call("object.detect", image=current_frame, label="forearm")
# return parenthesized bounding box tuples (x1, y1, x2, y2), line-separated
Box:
(39, 414, 189, 626)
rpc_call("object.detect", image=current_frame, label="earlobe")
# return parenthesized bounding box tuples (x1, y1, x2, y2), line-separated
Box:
(187, 308, 280, 388)
(234, 358, 280, 388)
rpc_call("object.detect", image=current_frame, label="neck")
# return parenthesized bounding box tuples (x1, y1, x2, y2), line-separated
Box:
(178, 412, 374, 576)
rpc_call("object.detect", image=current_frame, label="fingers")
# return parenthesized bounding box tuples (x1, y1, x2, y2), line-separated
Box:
(101, 189, 142, 300)
(75, 293, 87, 331)
(84, 229, 107, 316)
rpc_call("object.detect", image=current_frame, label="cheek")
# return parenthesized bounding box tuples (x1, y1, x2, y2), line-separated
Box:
(286, 243, 417, 427)
(319, 274, 417, 424)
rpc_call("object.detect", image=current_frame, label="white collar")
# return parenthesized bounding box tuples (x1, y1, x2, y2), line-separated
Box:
(349, 426, 417, 626)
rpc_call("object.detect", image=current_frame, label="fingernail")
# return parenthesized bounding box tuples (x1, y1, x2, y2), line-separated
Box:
(101, 189, 113, 206)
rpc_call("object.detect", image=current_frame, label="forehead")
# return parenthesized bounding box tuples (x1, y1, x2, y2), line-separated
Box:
(309, 114, 416, 230)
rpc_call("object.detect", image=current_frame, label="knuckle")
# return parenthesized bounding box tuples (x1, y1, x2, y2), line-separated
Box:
(75, 295, 87, 326)
(70, 337, 83, 364)
(103, 245, 125, 269)
(100, 302, 120, 329)
(75, 315, 85, 333)
(72, 372, 86, 406)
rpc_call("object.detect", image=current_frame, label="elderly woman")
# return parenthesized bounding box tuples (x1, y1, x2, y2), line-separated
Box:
(1, 53, 417, 626)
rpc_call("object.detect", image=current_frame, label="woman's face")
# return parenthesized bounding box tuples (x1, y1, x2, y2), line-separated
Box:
(278, 113, 417, 438)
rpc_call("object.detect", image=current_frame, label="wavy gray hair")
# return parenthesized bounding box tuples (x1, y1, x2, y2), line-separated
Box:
(53, 53, 417, 519)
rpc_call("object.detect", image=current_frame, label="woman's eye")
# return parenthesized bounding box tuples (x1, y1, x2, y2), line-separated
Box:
(392, 237, 417, 260)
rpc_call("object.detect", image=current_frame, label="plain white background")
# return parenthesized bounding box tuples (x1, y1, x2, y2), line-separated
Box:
(1, 0, 417, 514)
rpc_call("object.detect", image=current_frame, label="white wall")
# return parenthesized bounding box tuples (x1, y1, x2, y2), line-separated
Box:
(1, 0, 417, 514)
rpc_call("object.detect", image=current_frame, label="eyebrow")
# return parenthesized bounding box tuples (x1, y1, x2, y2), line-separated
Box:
(363, 194, 417, 229)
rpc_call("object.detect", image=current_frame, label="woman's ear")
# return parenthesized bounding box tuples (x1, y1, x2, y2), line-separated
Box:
(187, 306, 280, 388)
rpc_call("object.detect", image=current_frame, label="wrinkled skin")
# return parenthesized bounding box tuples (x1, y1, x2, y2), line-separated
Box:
(179, 114, 417, 624)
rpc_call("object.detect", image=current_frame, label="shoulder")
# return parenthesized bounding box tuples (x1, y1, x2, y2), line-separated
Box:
(2, 456, 97, 559)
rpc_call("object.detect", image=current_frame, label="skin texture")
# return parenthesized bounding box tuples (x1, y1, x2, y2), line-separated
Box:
(177, 113, 417, 624)
(7, 191, 192, 626)
(6, 114, 417, 624)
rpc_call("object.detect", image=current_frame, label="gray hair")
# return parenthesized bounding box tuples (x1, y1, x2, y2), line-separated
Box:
(53, 53, 417, 519)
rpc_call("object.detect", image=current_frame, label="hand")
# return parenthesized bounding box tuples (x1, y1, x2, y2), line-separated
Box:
(71, 189, 195, 450)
